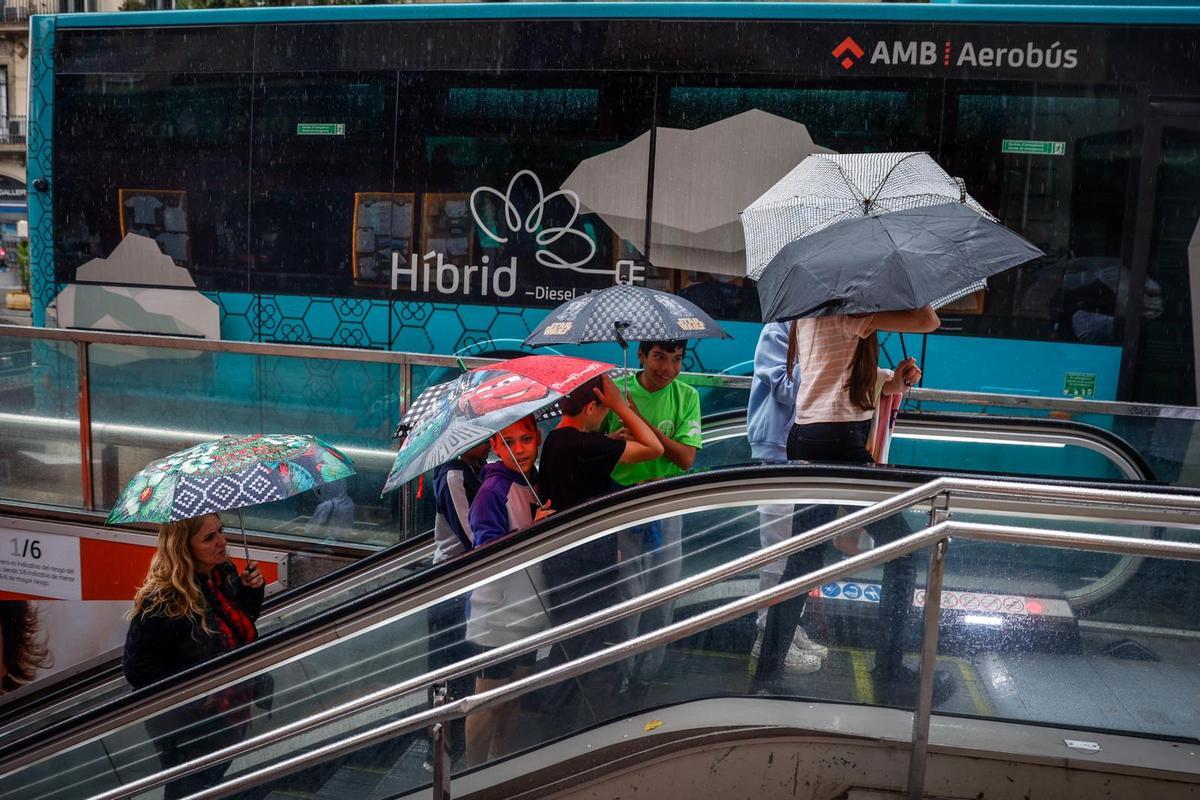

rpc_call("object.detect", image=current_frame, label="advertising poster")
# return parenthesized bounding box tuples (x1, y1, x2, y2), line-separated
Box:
(0, 521, 286, 697)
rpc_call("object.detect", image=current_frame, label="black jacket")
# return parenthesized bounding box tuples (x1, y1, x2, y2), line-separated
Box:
(123, 562, 265, 690)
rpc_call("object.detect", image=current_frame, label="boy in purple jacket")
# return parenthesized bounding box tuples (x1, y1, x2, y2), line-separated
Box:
(464, 415, 548, 766)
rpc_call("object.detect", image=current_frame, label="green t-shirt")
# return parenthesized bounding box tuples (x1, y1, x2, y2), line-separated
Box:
(604, 373, 703, 486)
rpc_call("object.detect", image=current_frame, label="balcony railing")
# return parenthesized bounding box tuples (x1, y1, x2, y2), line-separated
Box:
(0, 116, 25, 146)
(1, 0, 58, 24)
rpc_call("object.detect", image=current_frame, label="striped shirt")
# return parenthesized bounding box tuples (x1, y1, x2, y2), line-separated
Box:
(793, 314, 878, 425)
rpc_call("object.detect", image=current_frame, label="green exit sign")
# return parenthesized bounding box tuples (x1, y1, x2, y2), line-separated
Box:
(1002, 139, 1066, 156)
(296, 123, 346, 136)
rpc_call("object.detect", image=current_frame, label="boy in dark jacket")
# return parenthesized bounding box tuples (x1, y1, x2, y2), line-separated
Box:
(537, 373, 662, 726)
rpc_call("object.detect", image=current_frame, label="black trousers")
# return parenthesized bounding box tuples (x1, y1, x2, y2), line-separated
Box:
(753, 421, 916, 689)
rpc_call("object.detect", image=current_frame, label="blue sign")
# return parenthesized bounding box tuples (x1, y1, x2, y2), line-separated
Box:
(821, 582, 841, 598)
(843, 583, 862, 600)
(864, 585, 881, 602)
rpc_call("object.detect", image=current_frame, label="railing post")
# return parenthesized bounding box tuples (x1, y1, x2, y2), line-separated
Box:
(76, 340, 94, 511)
(907, 491, 951, 800)
(101, 444, 120, 509)
(400, 359, 414, 541)
(430, 685, 451, 800)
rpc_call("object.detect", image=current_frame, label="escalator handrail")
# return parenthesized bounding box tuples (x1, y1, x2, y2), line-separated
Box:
(0, 400, 1159, 729)
(90, 481, 1200, 800)
(0, 410, 737, 749)
(0, 525, 437, 734)
(700, 408, 1157, 482)
(0, 408, 737, 742)
(8, 465, 1200, 783)
(197, 519, 1200, 800)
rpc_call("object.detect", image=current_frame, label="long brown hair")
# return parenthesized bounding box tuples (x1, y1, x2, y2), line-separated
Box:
(0, 601, 52, 692)
(128, 515, 223, 631)
(784, 320, 799, 379)
(846, 334, 880, 412)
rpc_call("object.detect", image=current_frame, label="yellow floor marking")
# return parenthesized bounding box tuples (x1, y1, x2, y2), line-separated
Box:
(850, 648, 876, 704)
(679, 644, 991, 715)
(956, 658, 995, 716)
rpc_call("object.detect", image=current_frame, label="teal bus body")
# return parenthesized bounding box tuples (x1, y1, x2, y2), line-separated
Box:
(26, 2, 1200, 408)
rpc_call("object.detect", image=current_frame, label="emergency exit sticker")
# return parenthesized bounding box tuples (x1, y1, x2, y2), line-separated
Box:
(296, 123, 346, 136)
(1063, 371, 1097, 398)
(1002, 139, 1066, 156)
(0, 530, 82, 600)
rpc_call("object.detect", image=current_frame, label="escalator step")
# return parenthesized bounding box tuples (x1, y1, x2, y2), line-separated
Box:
(368, 737, 432, 800)
(314, 764, 387, 800)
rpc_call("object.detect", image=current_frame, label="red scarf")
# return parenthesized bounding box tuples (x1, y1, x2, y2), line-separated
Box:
(201, 567, 258, 720)
(203, 569, 257, 652)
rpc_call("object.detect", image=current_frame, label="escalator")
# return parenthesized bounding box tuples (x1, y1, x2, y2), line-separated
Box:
(1, 465, 1194, 800)
(0, 405, 1154, 749)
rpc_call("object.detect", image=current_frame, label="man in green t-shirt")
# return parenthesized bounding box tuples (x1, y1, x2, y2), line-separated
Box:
(603, 339, 702, 700)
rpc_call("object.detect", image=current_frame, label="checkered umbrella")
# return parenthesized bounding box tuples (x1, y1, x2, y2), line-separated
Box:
(107, 434, 357, 558)
(382, 355, 613, 495)
(742, 152, 994, 278)
(741, 152, 1014, 312)
(522, 285, 731, 348)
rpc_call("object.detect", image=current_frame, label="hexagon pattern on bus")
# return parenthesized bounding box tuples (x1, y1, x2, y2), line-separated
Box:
(27, 30, 55, 327)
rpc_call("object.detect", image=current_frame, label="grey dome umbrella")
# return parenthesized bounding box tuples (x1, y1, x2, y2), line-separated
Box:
(523, 284, 730, 391)
(755, 202, 1044, 322)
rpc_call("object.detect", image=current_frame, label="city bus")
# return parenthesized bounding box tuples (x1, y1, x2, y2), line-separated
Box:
(25, 1, 1200, 405)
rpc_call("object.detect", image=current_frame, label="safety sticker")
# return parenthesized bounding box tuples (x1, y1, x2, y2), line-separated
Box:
(815, 584, 1072, 618)
(813, 580, 880, 604)
(913, 589, 1073, 618)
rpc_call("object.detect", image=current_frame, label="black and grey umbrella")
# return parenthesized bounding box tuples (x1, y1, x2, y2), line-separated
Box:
(754, 202, 1044, 322)
(523, 284, 730, 389)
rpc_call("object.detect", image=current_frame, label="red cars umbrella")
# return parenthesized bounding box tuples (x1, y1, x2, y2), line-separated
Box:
(381, 355, 612, 496)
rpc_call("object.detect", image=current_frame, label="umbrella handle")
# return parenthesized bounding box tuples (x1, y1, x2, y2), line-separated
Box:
(613, 320, 630, 350)
(235, 507, 251, 565)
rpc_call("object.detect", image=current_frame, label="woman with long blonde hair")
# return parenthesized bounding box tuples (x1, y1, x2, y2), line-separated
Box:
(124, 513, 265, 689)
(123, 513, 266, 800)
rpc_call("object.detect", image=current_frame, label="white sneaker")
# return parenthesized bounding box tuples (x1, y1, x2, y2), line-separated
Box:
(782, 646, 823, 674)
(752, 630, 823, 675)
(792, 627, 829, 660)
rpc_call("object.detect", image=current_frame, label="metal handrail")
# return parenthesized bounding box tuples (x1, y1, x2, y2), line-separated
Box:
(701, 410, 1153, 482)
(78, 475, 1200, 800)
(5, 322, 1200, 419)
(189, 518, 1200, 800)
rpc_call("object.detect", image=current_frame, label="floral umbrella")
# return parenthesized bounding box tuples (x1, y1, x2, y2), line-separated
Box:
(107, 434, 356, 556)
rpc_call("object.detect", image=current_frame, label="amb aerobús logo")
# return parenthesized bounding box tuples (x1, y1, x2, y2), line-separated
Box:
(832, 35, 1079, 71)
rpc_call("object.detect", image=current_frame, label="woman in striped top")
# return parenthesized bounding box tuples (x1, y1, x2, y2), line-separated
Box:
(754, 305, 955, 707)
(789, 306, 937, 459)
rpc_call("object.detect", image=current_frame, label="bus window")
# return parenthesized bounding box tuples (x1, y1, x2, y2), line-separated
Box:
(250, 72, 397, 298)
(943, 89, 1131, 345)
(54, 73, 253, 292)
(657, 82, 936, 321)
(386, 73, 658, 308)
(1136, 123, 1200, 405)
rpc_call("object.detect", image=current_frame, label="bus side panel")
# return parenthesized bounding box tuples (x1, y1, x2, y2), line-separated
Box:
(921, 334, 1120, 401)
(28, 15, 54, 328)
